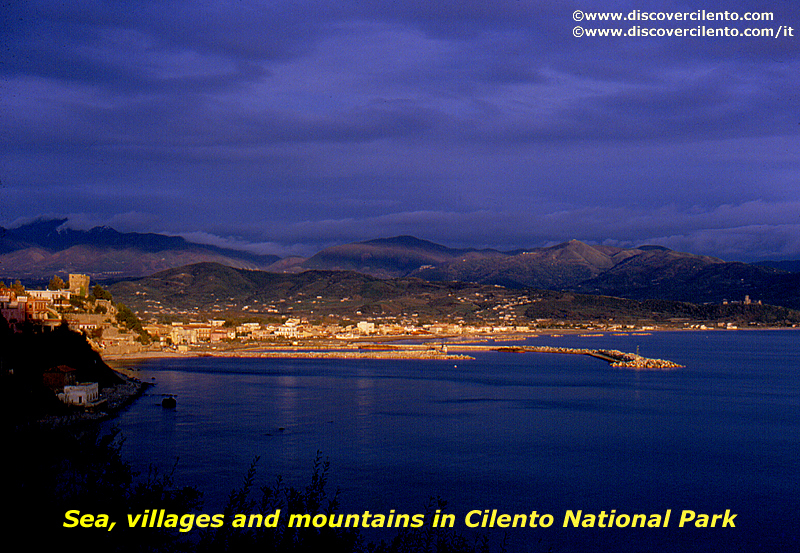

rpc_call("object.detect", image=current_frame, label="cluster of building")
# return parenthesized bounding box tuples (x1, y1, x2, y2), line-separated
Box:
(0, 274, 93, 330)
(142, 317, 541, 350)
(0, 273, 138, 350)
(722, 295, 762, 305)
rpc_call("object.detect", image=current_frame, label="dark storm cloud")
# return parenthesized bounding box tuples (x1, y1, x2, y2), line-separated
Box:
(2, 1, 310, 86)
(1, 0, 798, 260)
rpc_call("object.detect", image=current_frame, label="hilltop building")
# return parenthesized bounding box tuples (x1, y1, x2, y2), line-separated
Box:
(69, 274, 90, 297)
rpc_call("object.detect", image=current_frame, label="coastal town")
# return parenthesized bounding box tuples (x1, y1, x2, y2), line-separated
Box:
(4, 269, 790, 416)
(1, 273, 780, 357)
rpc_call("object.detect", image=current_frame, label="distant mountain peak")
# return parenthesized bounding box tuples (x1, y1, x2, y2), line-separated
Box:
(0, 219, 281, 280)
(13, 217, 69, 235)
(361, 236, 448, 249)
(301, 235, 478, 278)
(549, 239, 587, 248)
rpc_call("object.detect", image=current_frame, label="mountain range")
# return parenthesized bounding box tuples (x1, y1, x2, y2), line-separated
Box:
(290, 235, 800, 309)
(3, 219, 800, 309)
(0, 219, 279, 279)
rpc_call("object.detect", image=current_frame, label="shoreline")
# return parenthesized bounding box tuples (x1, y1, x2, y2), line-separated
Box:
(102, 326, 794, 364)
(102, 329, 700, 373)
(80, 326, 795, 424)
(37, 373, 150, 428)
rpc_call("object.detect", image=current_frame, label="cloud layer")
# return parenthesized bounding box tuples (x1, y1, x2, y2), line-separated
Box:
(1, 0, 798, 260)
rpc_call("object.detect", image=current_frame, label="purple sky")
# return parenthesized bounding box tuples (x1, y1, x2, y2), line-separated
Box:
(2, 0, 798, 260)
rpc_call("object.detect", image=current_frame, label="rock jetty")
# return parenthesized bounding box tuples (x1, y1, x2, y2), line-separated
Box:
(493, 345, 683, 370)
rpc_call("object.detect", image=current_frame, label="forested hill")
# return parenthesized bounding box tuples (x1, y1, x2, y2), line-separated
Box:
(107, 262, 800, 326)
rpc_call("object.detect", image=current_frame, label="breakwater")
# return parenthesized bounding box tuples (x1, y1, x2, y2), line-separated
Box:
(446, 344, 683, 369)
(496, 345, 683, 369)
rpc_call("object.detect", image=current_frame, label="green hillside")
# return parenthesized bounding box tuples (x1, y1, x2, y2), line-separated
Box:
(107, 262, 800, 327)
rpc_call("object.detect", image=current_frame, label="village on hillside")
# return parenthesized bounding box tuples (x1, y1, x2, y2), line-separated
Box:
(1, 272, 790, 358)
(3, 272, 764, 360)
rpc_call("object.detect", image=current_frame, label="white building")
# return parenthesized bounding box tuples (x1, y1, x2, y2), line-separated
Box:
(26, 289, 72, 303)
(60, 382, 99, 407)
(170, 326, 198, 344)
(356, 321, 375, 335)
(275, 325, 299, 339)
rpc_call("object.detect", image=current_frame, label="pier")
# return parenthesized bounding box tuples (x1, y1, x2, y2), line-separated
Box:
(448, 344, 683, 369)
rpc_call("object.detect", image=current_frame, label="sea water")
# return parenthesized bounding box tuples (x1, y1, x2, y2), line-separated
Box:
(105, 330, 799, 552)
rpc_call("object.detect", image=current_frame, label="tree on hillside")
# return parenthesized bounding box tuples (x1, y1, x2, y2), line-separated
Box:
(115, 303, 151, 344)
(48, 275, 67, 290)
(11, 280, 25, 295)
(92, 284, 113, 301)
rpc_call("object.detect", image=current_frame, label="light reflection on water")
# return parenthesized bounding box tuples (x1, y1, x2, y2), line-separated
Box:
(105, 331, 799, 552)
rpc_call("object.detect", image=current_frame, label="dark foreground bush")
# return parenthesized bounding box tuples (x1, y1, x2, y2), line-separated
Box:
(5, 425, 506, 553)
(197, 454, 503, 553)
(5, 424, 202, 552)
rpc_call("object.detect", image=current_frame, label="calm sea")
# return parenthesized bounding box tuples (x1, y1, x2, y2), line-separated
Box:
(105, 331, 799, 552)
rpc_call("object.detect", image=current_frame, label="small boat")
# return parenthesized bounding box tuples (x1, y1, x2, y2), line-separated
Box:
(161, 395, 177, 409)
